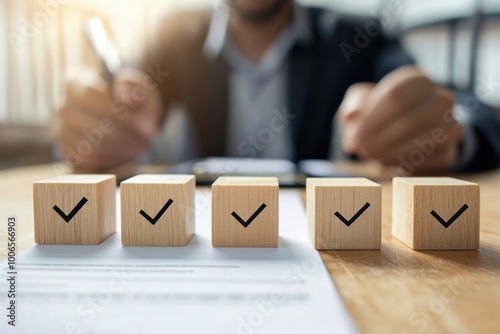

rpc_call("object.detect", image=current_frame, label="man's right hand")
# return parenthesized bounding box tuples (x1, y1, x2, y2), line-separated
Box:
(58, 68, 162, 172)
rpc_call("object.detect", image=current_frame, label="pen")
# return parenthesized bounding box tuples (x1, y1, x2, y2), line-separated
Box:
(84, 16, 121, 87)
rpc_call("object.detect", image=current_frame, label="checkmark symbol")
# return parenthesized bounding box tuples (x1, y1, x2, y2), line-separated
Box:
(231, 203, 267, 228)
(430, 204, 468, 228)
(334, 202, 371, 227)
(53, 197, 88, 223)
(139, 199, 174, 225)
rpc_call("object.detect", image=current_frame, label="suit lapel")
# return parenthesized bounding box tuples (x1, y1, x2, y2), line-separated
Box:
(184, 53, 229, 158)
(287, 43, 317, 161)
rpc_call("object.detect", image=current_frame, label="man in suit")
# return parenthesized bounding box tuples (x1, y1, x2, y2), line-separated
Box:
(58, 0, 500, 172)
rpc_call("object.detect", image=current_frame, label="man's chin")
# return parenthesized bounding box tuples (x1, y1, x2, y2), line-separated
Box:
(232, 0, 290, 25)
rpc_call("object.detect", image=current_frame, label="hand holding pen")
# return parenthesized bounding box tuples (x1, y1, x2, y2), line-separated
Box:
(57, 17, 162, 172)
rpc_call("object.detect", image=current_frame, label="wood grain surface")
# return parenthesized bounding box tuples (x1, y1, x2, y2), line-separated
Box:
(393, 177, 480, 250)
(307, 178, 382, 250)
(1, 164, 499, 333)
(33, 174, 116, 245)
(211, 176, 279, 247)
(121, 174, 195, 246)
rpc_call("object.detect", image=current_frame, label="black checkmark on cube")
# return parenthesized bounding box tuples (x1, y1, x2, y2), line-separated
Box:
(334, 202, 371, 227)
(53, 197, 88, 223)
(139, 199, 174, 225)
(430, 204, 468, 228)
(231, 203, 267, 228)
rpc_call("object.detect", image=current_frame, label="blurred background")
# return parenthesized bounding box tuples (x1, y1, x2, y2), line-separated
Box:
(0, 0, 499, 169)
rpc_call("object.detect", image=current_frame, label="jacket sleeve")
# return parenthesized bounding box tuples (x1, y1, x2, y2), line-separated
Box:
(347, 17, 500, 171)
(452, 90, 500, 171)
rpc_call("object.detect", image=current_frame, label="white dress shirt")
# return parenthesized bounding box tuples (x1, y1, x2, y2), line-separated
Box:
(203, 4, 312, 159)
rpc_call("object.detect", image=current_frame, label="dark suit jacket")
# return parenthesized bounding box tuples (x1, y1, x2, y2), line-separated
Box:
(144, 7, 500, 171)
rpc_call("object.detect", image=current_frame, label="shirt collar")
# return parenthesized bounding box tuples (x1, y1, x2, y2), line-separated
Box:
(203, 2, 312, 60)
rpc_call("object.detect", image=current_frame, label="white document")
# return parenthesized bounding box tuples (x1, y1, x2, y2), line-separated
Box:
(1, 189, 357, 334)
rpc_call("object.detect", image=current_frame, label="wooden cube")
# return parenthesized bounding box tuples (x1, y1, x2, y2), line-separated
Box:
(393, 177, 480, 250)
(307, 178, 381, 249)
(212, 177, 279, 247)
(33, 175, 116, 245)
(120, 174, 195, 246)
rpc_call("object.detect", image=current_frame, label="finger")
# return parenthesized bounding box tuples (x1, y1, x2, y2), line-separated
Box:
(59, 117, 151, 156)
(60, 101, 157, 145)
(113, 69, 160, 114)
(359, 88, 454, 157)
(65, 72, 112, 113)
(398, 146, 459, 174)
(353, 66, 434, 145)
(373, 122, 462, 168)
(64, 69, 158, 122)
(58, 127, 147, 170)
(383, 120, 461, 164)
(59, 104, 109, 128)
(418, 146, 459, 173)
(338, 82, 375, 122)
(113, 68, 147, 96)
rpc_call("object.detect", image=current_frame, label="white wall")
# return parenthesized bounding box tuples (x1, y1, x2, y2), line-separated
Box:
(400, 2, 500, 108)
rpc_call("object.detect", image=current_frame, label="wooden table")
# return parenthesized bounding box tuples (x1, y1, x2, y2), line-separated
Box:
(1, 164, 499, 333)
